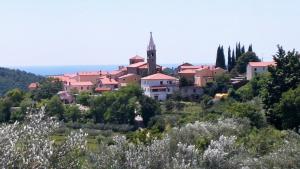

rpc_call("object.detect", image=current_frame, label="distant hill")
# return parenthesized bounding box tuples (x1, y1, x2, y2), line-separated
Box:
(0, 67, 45, 95)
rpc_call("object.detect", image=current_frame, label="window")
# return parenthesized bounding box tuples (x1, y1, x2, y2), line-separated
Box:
(81, 87, 83, 90)
(87, 86, 90, 90)
(160, 81, 163, 85)
(254, 68, 257, 71)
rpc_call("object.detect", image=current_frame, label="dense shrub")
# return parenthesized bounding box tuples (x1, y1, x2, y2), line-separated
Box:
(1, 110, 299, 169)
(0, 108, 87, 168)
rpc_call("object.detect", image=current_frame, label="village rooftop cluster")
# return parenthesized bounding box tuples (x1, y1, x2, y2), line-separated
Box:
(28, 33, 275, 101)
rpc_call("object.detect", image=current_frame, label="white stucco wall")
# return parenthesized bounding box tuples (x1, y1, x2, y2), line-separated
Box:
(246, 65, 268, 80)
(141, 79, 178, 101)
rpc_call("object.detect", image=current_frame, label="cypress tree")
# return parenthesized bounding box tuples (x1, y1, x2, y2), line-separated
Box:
(232, 49, 236, 68)
(215, 45, 221, 68)
(241, 45, 245, 55)
(227, 47, 232, 71)
(236, 43, 241, 61)
(220, 46, 226, 69)
(248, 44, 253, 52)
(215, 45, 226, 69)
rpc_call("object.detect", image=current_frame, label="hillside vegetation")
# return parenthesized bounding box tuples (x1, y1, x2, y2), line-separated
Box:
(0, 67, 45, 95)
(0, 46, 299, 168)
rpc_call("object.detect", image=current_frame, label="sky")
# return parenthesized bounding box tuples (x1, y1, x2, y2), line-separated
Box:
(0, 0, 299, 66)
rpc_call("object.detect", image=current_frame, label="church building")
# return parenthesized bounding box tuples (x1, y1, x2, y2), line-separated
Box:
(126, 32, 162, 77)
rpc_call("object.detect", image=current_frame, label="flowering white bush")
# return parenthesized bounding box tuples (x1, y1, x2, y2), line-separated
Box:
(203, 135, 238, 169)
(1, 111, 299, 169)
(169, 118, 250, 147)
(0, 121, 20, 167)
(89, 119, 249, 169)
(0, 108, 87, 169)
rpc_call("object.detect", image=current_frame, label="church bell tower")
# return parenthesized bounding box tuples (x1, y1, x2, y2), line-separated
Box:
(147, 32, 157, 75)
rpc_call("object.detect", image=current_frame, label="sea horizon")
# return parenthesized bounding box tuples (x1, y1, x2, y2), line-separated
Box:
(6, 63, 212, 76)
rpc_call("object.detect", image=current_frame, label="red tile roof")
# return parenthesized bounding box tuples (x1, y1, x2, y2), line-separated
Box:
(63, 73, 77, 78)
(71, 81, 94, 86)
(179, 62, 193, 67)
(141, 73, 178, 80)
(130, 55, 144, 60)
(195, 66, 218, 71)
(178, 69, 196, 74)
(78, 71, 107, 76)
(249, 61, 276, 67)
(95, 87, 112, 92)
(180, 65, 204, 70)
(110, 70, 124, 75)
(50, 75, 76, 83)
(118, 73, 140, 79)
(28, 82, 38, 89)
(100, 78, 118, 85)
(127, 62, 147, 68)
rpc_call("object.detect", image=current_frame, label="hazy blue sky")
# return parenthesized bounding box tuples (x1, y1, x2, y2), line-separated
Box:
(1, 0, 299, 66)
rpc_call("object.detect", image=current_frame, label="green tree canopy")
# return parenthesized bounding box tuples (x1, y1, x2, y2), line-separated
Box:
(77, 91, 91, 106)
(0, 98, 12, 122)
(274, 85, 300, 131)
(46, 95, 65, 120)
(90, 85, 160, 125)
(235, 51, 260, 74)
(65, 104, 81, 122)
(32, 78, 63, 101)
(0, 67, 45, 96)
(5, 88, 25, 107)
(262, 46, 300, 129)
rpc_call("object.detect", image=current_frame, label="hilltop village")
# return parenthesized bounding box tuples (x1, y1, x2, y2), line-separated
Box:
(28, 33, 275, 102)
(1, 33, 300, 169)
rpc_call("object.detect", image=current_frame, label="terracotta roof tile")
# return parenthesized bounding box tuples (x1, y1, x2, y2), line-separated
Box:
(100, 78, 119, 85)
(141, 73, 178, 80)
(178, 69, 196, 74)
(127, 62, 147, 68)
(71, 81, 93, 86)
(118, 73, 140, 79)
(180, 65, 205, 70)
(78, 71, 107, 76)
(28, 82, 38, 88)
(249, 61, 276, 67)
(110, 70, 124, 75)
(130, 55, 144, 60)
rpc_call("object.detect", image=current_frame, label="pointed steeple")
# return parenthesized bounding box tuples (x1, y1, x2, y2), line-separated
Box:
(147, 32, 156, 51)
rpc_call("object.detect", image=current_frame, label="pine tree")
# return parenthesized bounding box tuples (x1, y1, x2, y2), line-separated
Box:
(248, 44, 253, 52)
(227, 47, 232, 71)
